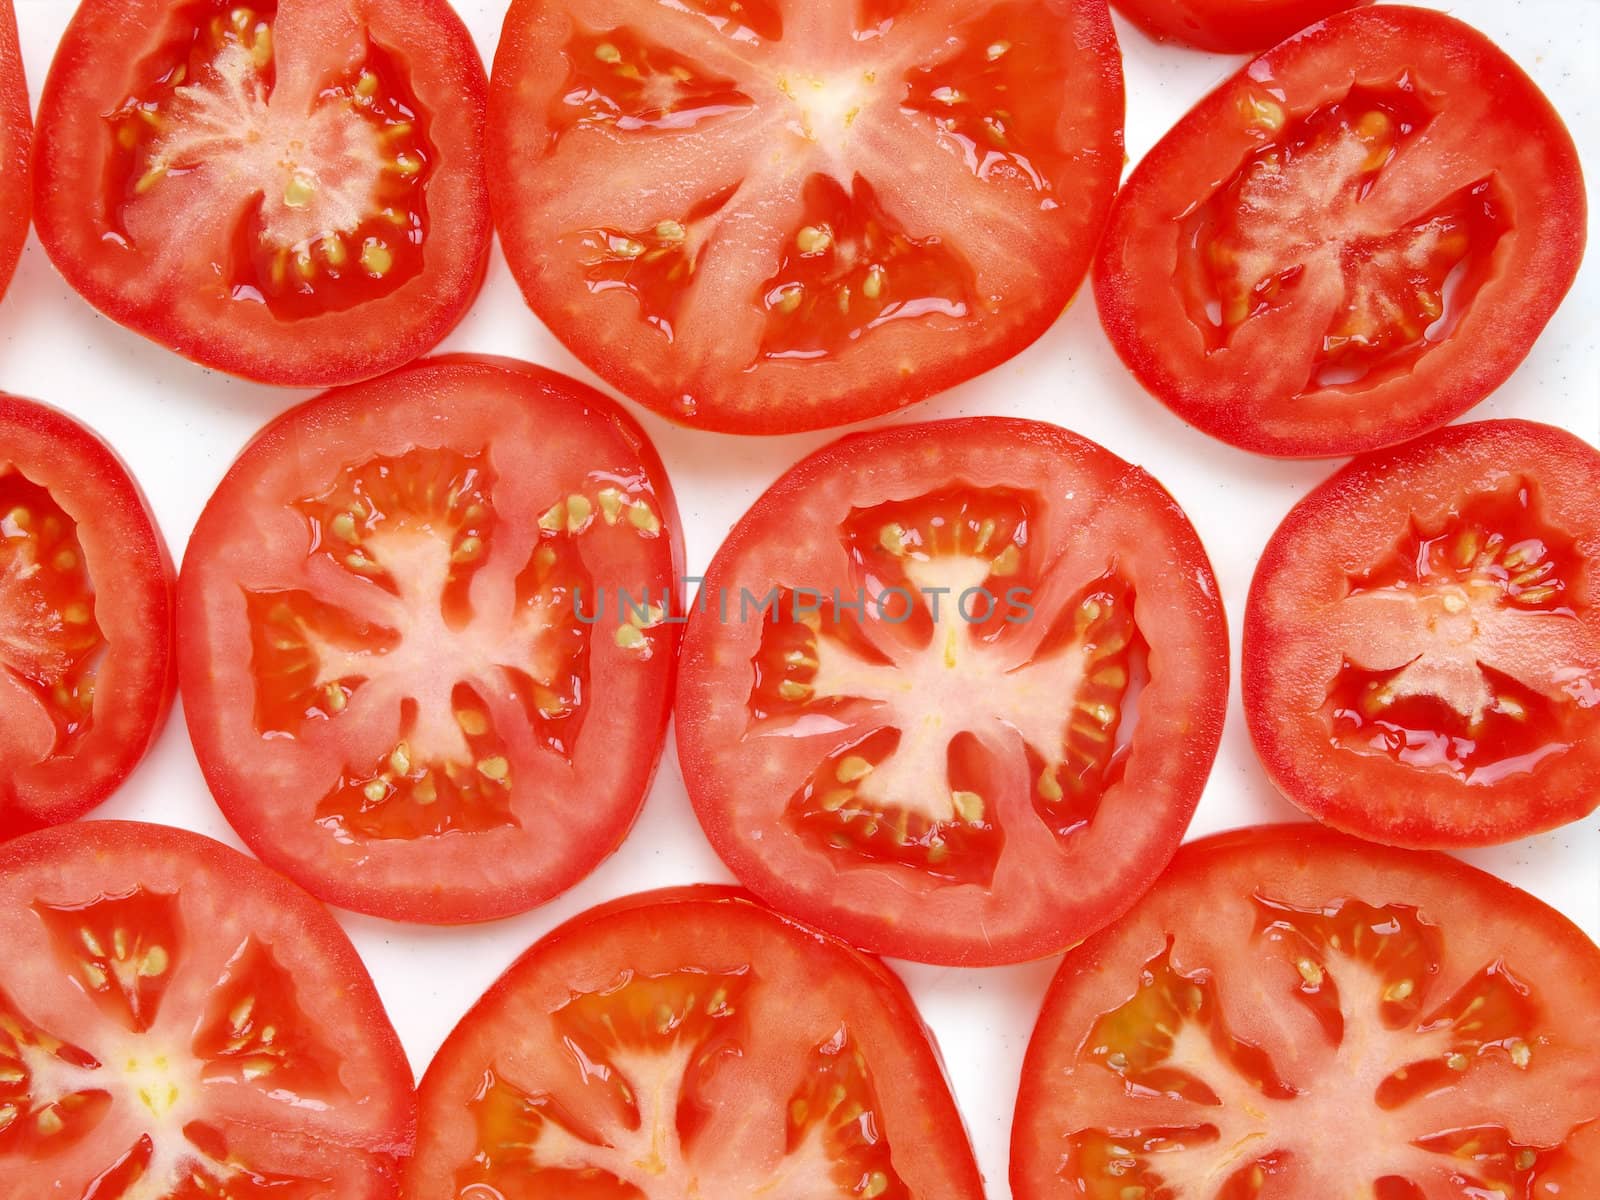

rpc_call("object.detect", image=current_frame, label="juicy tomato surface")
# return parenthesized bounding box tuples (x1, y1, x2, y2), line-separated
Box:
(407, 886, 985, 1199)
(1245, 420, 1600, 848)
(0, 821, 415, 1197)
(33, 0, 491, 387)
(178, 356, 684, 924)
(1095, 6, 1586, 458)
(675, 418, 1228, 965)
(488, 0, 1125, 434)
(0, 395, 175, 840)
(1012, 824, 1600, 1199)
(1112, 0, 1370, 53)
(0, 0, 27, 301)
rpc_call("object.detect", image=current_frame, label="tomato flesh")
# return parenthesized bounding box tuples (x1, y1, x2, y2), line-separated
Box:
(0, 0, 28, 301)
(1111, 0, 1371, 53)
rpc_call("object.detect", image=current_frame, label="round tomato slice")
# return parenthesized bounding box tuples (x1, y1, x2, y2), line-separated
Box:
(675, 418, 1228, 965)
(1, 395, 175, 841)
(178, 356, 684, 924)
(487, 0, 1125, 435)
(0, 821, 414, 1196)
(409, 886, 984, 1198)
(32, 0, 491, 387)
(1112, 0, 1369, 53)
(1012, 825, 1600, 1199)
(1094, 6, 1587, 459)
(0, 0, 28, 302)
(1244, 420, 1600, 848)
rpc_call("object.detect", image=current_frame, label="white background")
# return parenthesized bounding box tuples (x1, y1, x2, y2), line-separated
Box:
(5, 0, 1597, 1192)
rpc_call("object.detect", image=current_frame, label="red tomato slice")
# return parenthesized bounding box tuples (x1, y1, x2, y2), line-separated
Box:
(1112, 0, 1370, 53)
(1, 395, 175, 840)
(1012, 825, 1600, 1200)
(0, 0, 28, 301)
(32, 0, 491, 387)
(178, 356, 684, 924)
(1244, 420, 1600, 848)
(676, 419, 1228, 965)
(408, 886, 985, 1198)
(0, 821, 414, 1197)
(487, 0, 1125, 435)
(1094, 6, 1587, 458)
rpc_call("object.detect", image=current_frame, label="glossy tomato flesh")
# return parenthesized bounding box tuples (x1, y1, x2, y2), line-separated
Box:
(488, 0, 1125, 434)
(1095, 6, 1586, 458)
(179, 356, 684, 924)
(1245, 419, 1600, 847)
(409, 886, 984, 1198)
(1112, 0, 1371, 53)
(1013, 825, 1600, 1199)
(0, 395, 174, 840)
(676, 419, 1228, 965)
(0, 821, 414, 1196)
(33, 0, 491, 386)
(0, 0, 27, 301)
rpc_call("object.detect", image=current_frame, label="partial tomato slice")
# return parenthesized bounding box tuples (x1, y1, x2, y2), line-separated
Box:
(675, 419, 1228, 965)
(408, 887, 984, 1199)
(1244, 420, 1600, 847)
(487, 0, 1125, 434)
(178, 356, 683, 924)
(0, 821, 414, 1197)
(33, 0, 490, 386)
(1112, 0, 1370, 53)
(1012, 825, 1600, 1200)
(1094, 6, 1586, 458)
(0, 0, 27, 301)
(0, 395, 175, 840)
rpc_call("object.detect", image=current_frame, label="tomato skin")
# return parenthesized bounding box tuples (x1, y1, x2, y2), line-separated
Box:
(32, 0, 492, 388)
(1012, 824, 1600, 1200)
(1094, 6, 1586, 459)
(1112, 0, 1371, 53)
(409, 885, 985, 1199)
(1244, 419, 1600, 848)
(0, 395, 176, 841)
(0, 0, 27, 302)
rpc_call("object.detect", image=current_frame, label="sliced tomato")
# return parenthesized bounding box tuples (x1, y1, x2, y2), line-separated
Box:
(675, 418, 1228, 965)
(0, 0, 28, 301)
(1244, 420, 1600, 848)
(1094, 6, 1587, 458)
(178, 356, 684, 924)
(409, 886, 984, 1198)
(1112, 0, 1370, 53)
(1, 395, 175, 840)
(32, 0, 490, 387)
(487, 0, 1125, 434)
(1012, 825, 1600, 1199)
(0, 821, 414, 1196)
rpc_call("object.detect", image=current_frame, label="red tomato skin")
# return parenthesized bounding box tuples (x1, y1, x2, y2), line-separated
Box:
(31, 0, 492, 388)
(1244, 419, 1600, 848)
(1094, 6, 1586, 458)
(1113, 0, 1372, 54)
(0, 0, 27, 301)
(0, 395, 176, 841)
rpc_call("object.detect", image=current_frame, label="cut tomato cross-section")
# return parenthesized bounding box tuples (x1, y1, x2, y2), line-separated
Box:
(676, 419, 1228, 965)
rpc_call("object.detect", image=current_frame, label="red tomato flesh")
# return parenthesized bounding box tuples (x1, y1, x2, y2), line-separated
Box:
(1245, 419, 1600, 847)
(1013, 825, 1600, 1199)
(0, 821, 414, 1197)
(0, 0, 27, 301)
(178, 357, 684, 924)
(32, 0, 491, 387)
(1094, 6, 1586, 458)
(676, 419, 1228, 965)
(408, 887, 984, 1199)
(488, 0, 1125, 434)
(1, 395, 175, 840)
(1112, 0, 1371, 54)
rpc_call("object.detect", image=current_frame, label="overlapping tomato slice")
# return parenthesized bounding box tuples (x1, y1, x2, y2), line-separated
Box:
(0, 0, 28, 302)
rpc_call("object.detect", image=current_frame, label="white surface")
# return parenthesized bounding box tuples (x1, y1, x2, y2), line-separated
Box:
(5, 0, 1597, 1192)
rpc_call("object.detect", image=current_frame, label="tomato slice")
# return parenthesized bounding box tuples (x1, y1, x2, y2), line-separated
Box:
(178, 356, 684, 924)
(1111, 0, 1370, 53)
(0, 0, 27, 302)
(1012, 825, 1600, 1199)
(1094, 6, 1586, 459)
(32, 0, 491, 387)
(0, 821, 414, 1196)
(408, 886, 984, 1198)
(1244, 419, 1600, 848)
(0, 395, 175, 840)
(487, 0, 1125, 434)
(675, 419, 1228, 965)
